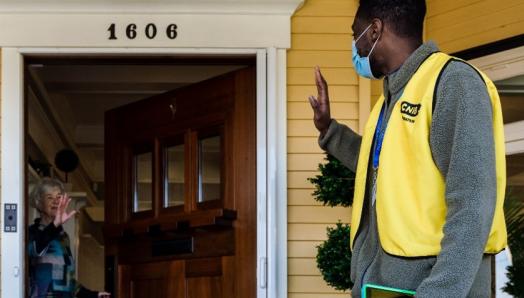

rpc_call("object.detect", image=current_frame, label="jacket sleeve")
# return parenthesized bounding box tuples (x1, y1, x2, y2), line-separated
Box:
(318, 119, 362, 172)
(29, 223, 63, 255)
(416, 61, 497, 297)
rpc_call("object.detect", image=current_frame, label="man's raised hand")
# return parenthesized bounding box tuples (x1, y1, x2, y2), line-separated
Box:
(308, 66, 332, 136)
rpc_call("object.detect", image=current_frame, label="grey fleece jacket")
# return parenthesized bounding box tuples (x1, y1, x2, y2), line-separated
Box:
(319, 41, 497, 298)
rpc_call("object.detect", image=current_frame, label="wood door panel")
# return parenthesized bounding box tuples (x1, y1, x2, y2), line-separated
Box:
(116, 229, 235, 264)
(121, 261, 186, 298)
(106, 66, 256, 298)
(186, 277, 223, 298)
(131, 279, 165, 298)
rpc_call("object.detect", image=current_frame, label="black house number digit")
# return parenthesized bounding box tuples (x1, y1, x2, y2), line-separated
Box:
(107, 23, 178, 40)
(108, 23, 117, 40)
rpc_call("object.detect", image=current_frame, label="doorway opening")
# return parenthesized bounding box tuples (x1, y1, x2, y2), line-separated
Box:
(24, 55, 257, 297)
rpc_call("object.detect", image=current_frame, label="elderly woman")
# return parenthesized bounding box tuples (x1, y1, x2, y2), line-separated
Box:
(29, 177, 110, 298)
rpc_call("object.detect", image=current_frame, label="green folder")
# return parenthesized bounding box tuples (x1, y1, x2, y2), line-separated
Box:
(362, 283, 416, 298)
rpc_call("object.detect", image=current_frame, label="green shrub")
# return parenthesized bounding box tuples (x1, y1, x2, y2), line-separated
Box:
(316, 222, 353, 291)
(310, 154, 355, 291)
(308, 154, 355, 207)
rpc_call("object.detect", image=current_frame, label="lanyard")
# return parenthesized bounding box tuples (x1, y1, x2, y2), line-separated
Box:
(372, 103, 387, 169)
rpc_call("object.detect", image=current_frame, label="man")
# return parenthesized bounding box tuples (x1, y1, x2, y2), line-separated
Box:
(308, 0, 507, 297)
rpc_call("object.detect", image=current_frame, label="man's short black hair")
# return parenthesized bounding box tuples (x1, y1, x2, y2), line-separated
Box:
(356, 0, 426, 40)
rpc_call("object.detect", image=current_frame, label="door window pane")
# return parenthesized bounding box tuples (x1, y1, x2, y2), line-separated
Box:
(164, 144, 185, 208)
(198, 136, 221, 202)
(133, 152, 153, 212)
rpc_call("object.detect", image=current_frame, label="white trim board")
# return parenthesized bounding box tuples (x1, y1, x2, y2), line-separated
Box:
(0, 47, 25, 298)
(0, 14, 293, 48)
(505, 120, 524, 155)
(469, 45, 524, 82)
(0, 0, 304, 48)
(1, 47, 288, 298)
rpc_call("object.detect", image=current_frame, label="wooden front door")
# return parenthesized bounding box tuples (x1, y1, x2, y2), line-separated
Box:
(104, 66, 256, 298)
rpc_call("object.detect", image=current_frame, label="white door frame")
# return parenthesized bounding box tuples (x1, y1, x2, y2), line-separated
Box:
(1, 46, 288, 298)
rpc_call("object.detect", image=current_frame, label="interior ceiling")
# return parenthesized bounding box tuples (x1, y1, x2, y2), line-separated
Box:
(29, 60, 248, 184)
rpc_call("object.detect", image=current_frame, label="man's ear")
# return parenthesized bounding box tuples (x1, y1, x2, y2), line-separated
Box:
(370, 18, 383, 41)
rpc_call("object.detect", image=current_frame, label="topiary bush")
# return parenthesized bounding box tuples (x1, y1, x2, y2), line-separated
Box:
(316, 222, 353, 291)
(308, 154, 355, 207)
(309, 154, 355, 291)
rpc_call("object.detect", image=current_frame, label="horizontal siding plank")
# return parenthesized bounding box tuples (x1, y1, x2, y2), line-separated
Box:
(428, 4, 524, 45)
(288, 170, 317, 189)
(288, 206, 351, 223)
(288, 68, 358, 86)
(371, 80, 382, 109)
(289, 258, 321, 276)
(288, 153, 325, 171)
(288, 223, 345, 241)
(288, 85, 358, 102)
(288, 102, 359, 120)
(292, 34, 351, 51)
(287, 137, 324, 154)
(292, 17, 353, 34)
(289, 275, 349, 293)
(437, 19, 524, 53)
(288, 240, 324, 258)
(288, 50, 352, 68)
(288, 119, 358, 137)
(427, 0, 522, 31)
(294, 0, 358, 17)
(288, 189, 323, 206)
(426, 0, 482, 17)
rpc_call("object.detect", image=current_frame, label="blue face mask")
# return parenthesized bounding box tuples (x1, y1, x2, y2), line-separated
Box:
(352, 24, 381, 79)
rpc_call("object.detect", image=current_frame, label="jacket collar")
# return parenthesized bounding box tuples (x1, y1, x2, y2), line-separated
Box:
(385, 41, 440, 96)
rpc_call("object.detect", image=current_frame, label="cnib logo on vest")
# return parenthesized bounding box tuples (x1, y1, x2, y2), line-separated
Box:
(400, 101, 421, 117)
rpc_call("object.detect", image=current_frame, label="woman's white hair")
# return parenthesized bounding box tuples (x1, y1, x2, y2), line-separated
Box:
(30, 177, 64, 211)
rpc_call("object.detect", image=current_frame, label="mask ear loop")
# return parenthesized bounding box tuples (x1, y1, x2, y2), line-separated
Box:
(368, 32, 381, 57)
(355, 23, 373, 44)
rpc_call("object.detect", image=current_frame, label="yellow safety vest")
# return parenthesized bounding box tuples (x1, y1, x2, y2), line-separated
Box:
(351, 52, 507, 257)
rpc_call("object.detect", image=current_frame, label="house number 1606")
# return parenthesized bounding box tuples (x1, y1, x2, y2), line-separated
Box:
(107, 23, 178, 40)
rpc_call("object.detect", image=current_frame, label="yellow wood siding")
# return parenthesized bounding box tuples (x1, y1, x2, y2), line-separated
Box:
(426, 0, 524, 53)
(288, 0, 357, 296)
(370, 80, 382, 109)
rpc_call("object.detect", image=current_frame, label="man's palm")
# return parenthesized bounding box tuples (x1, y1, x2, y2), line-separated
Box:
(308, 66, 331, 135)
